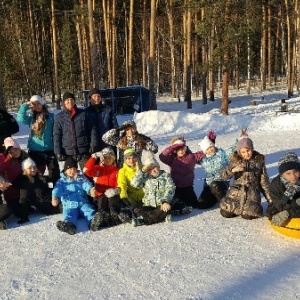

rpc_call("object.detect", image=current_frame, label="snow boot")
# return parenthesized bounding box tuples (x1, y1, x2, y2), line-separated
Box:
(165, 214, 172, 223)
(132, 216, 144, 227)
(56, 221, 76, 235)
(0, 221, 7, 230)
(90, 211, 103, 231)
(118, 212, 131, 224)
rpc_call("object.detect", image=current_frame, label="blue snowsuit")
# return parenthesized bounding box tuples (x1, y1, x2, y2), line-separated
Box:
(52, 172, 95, 227)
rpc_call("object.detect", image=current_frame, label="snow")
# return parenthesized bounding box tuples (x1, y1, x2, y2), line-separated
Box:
(2, 89, 300, 300)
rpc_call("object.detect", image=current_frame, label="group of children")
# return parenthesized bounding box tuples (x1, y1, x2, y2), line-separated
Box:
(1, 98, 300, 234)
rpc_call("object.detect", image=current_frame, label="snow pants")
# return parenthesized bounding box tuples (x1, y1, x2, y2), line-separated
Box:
(63, 202, 95, 227)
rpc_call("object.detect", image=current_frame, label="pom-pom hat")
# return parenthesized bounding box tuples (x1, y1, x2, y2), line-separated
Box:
(30, 95, 45, 105)
(141, 150, 160, 172)
(278, 152, 300, 175)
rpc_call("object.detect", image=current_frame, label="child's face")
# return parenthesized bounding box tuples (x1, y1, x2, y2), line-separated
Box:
(125, 155, 137, 167)
(148, 166, 160, 177)
(176, 146, 186, 158)
(65, 167, 77, 178)
(239, 147, 253, 160)
(205, 146, 216, 156)
(25, 166, 37, 176)
(283, 169, 300, 184)
(8, 148, 21, 158)
(125, 127, 136, 137)
(101, 155, 115, 166)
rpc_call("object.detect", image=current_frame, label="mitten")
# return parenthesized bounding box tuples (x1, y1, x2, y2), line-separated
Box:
(160, 202, 171, 212)
(170, 142, 185, 152)
(104, 188, 120, 198)
(56, 153, 66, 161)
(17, 217, 30, 225)
(92, 151, 103, 160)
(296, 198, 300, 206)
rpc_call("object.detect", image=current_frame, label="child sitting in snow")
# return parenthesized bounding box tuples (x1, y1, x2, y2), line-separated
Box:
(15, 158, 62, 225)
(83, 147, 121, 227)
(219, 132, 272, 219)
(266, 152, 300, 226)
(130, 151, 175, 225)
(159, 136, 205, 214)
(51, 156, 102, 235)
(197, 130, 240, 209)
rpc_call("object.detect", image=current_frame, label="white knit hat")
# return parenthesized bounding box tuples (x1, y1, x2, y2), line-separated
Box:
(30, 95, 45, 105)
(141, 150, 160, 172)
(198, 136, 215, 153)
(22, 158, 36, 171)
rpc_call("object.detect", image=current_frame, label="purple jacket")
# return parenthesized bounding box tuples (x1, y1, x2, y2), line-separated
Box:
(159, 144, 205, 188)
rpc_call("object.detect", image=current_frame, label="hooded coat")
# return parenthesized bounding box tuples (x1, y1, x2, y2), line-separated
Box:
(220, 151, 272, 218)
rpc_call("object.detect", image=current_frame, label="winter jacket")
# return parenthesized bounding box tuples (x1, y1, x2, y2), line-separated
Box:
(83, 157, 119, 197)
(52, 172, 93, 209)
(102, 129, 158, 165)
(117, 162, 144, 201)
(86, 104, 118, 151)
(131, 170, 175, 207)
(159, 144, 205, 188)
(53, 106, 97, 157)
(0, 151, 29, 201)
(17, 103, 55, 152)
(199, 140, 237, 186)
(220, 151, 272, 218)
(266, 175, 300, 218)
(15, 173, 60, 219)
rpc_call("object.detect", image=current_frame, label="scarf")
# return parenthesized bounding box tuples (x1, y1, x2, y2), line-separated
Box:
(281, 176, 300, 200)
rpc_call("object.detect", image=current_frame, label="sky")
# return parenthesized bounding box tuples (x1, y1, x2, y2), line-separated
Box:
(1, 88, 300, 300)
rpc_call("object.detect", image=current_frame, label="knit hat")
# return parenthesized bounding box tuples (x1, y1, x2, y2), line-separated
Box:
(88, 88, 101, 99)
(22, 158, 36, 171)
(63, 156, 78, 172)
(124, 148, 138, 159)
(198, 136, 215, 153)
(30, 95, 45, 105)
(63, 92, 75, 102)
(278, 152, 300, 175)
(101, 147, 115, 158)
(141, 151, 160, 172)
(123, 120, 136, 130)
(236, 133, 254, 152)
(3, 137, 21, 150)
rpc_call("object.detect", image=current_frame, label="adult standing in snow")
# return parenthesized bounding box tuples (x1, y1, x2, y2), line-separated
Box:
(53, 92, 97, 170)
(102, 120, 158, 167)
(85, 88, 118, 153)
(159, 136, 205, 214)
(17, 95, 60, 184)
(266, 152, 300, 226)
(219, 132, 272, 219)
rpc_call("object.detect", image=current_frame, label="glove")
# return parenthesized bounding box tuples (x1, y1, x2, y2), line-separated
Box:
(104, 188, 120, 198)
(17, 217, 30, 225)
(56, 154, 66, 161)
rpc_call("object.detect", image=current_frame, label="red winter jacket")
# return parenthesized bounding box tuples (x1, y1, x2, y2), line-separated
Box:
(83, 157, 119, 196)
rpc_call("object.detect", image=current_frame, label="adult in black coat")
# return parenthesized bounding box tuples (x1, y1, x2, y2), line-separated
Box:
(53, 92, 97, 170)
(85, 88, 118, 153)
(266, 152, 300, 226)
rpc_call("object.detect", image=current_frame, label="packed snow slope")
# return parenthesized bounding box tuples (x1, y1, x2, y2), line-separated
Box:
(1, 90, 300, 300)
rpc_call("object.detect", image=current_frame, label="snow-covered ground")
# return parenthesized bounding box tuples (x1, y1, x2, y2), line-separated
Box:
(1, 89, 300, 300)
